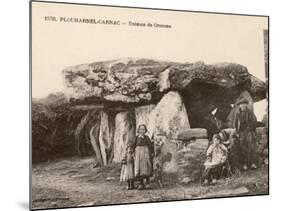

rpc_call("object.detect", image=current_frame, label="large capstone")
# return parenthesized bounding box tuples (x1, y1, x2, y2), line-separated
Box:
(62, 58, 266, 105)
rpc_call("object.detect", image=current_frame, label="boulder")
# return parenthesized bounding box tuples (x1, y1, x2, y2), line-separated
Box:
(161, 142, 179, 174)
(135, 104, 156, 137)
(178, 138, 209, 182)
(134, 96, 207, 178)
(139, 91, 190, 174)
(256, 127, 268, 154)
(63, 58, 168, 104)
(250, 75, 268, 102)
(176, 128, 208, 141)
(62, 58, 266, 105)
(147, 91, 190, 139)
(112, 111, 136, 162)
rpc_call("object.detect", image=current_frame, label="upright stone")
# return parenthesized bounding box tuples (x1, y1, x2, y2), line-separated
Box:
(147, 91, 190, 174)
(135, 104, 156, 137)
(148, 91, 190, 139)
(175, 128, 208, 183)
(99, 111, 115, 165)
(113, 111, 136, 162)
(177, 138, 209, 183)
(256, 127, 268, 157)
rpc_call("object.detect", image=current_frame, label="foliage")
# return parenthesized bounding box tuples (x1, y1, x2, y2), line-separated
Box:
(32, 92, 93, 163)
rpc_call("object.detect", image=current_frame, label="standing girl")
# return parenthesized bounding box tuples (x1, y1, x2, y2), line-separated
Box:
(120, 145, 135, 190)
(133, 124, 154, 190)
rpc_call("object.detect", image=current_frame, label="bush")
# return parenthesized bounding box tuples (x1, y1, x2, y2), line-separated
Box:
(32, 93, 92, 163)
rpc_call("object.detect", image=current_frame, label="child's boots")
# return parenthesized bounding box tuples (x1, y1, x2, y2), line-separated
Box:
(127, 180, 135, 190)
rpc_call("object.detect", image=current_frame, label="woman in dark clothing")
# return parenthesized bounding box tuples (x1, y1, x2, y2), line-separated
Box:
(233, 99, 258, 170)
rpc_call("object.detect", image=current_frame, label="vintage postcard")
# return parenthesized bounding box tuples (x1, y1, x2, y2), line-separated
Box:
(30, 1, 269, 210)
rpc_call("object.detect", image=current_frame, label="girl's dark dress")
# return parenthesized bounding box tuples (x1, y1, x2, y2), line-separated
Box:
(133, 135, 153, 178)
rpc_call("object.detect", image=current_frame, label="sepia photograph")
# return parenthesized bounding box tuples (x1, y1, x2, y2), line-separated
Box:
(30, 1, 269, 210)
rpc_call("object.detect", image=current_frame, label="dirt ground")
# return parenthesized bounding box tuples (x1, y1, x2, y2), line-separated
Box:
(31, 157, 269, 210)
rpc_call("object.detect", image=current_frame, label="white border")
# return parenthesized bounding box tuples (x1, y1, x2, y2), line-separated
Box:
(1, 0, 278, 211)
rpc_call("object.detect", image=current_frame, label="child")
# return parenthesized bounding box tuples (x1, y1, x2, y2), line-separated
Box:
(153, 135, 164, 188)
(133, 124, 154, 190)
(120, 145, 135, 190)
(218, 128, 236, 147)
(203, 134, 228, 185)
(153, 148, 163, 188)
(227, 130, 241, 173)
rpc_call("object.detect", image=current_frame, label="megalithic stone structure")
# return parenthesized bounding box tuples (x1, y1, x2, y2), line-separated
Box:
(62, 58, 267, 175)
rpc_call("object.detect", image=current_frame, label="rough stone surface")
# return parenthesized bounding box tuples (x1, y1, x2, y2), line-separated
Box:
(98, 111, 115, 165)
(177, 138, 209, 182)
(147, 91, 190, 139)
(176, 128, 208, 141)
(161, 142, 179, 174)
(112, 111, 136, 162)
(62, 58, 267, 172)
(256, 127, 268, 155)
(131, 91, 190, 174)
(81, 110, 103, 165)
(135, 104, 156, 137)
(62, 58, 266, 105)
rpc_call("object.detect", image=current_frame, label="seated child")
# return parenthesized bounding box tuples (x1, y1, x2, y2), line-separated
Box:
(120, 145, 135, 190)
(203, 134, 228, 185)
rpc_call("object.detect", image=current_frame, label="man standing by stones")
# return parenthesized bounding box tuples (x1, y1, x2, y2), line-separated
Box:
(234, 99, 258, 170)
